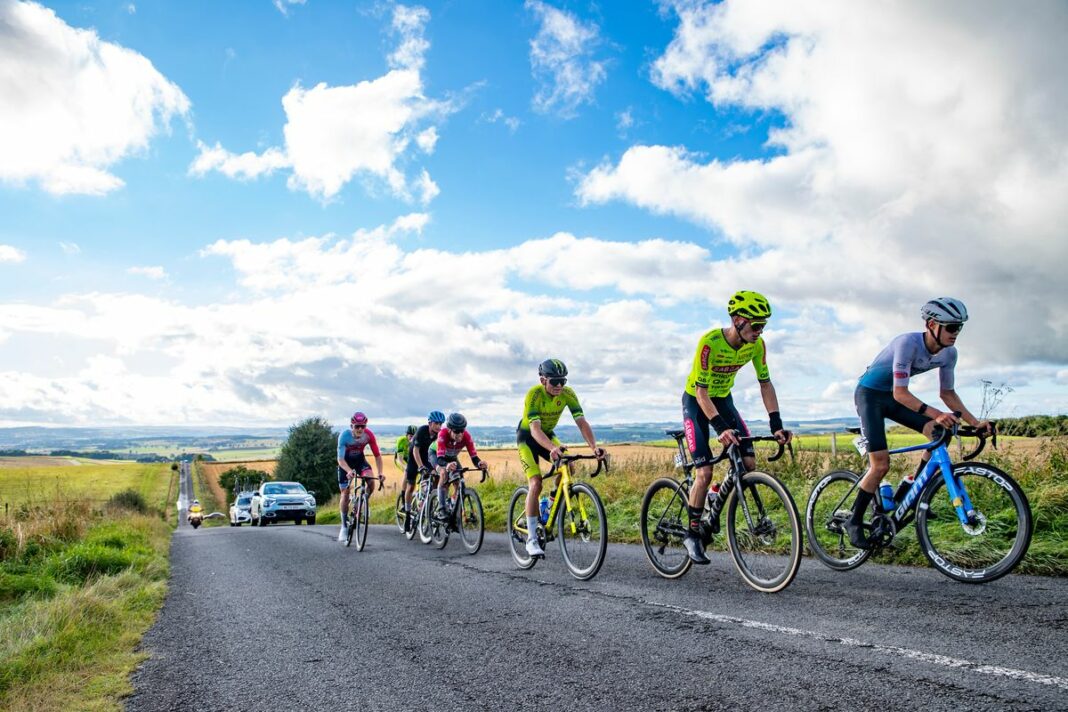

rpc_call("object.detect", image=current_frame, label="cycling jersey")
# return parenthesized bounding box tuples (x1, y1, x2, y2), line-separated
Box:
(518, 385, 584, 434)
(858, 332, 957, 392)
(395, 435, 409, 459)
(684, 328, 770, 398)
(337, 428, 380, 465)
(435, 429, 480, 463)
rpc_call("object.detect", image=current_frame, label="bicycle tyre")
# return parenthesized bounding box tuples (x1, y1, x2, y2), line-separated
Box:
(459, 489, 485, 555)
(558, 481, 607, 581)
(394, 492, 406, 533)
(639, 477, 693, 579)
(429, 497, 449, 549)
(507, 486, 537, 570)
(725, 471, 802, 593)
(417, 492, 433, 545)
(805, 470, 872, 571)
(916, 462, 1032, 583)
(345, 502, 355, 548)
(403, 491, 418, 541)
(354, 494, 369, 552)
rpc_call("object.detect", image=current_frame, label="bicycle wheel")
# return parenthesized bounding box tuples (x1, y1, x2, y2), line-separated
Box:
(558, 482, 607, 581)
(345, 500, 356, 548)
(417, 492, 433, 545)
(917, 462, 1032, 583)
(640, 477, 693, 579)
(507, 486, 537, 570)
(394, 492, 407, 533)
(805, 470, 872, 571)
(354, 494, 369, 551)
(404, 491, 418, 541)
(459, 489, 485, 554)
(725, 471, 802, 593)
(429, 497, 449, 549)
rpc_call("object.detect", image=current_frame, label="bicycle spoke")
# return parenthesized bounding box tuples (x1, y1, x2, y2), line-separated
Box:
(558, 483, 607, 580)
(726, 472, 801, 592)
(640, 478, 691, 578)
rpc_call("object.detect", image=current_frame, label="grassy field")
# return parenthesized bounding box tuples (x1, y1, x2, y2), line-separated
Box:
(0, 461, 172, 711)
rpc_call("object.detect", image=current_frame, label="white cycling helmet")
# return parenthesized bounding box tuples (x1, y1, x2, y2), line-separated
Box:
(921, 297, 968, 324)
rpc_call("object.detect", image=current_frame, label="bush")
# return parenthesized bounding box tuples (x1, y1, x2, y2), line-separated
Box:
(275, 416, 338, 500)
(0, 570, 57, 602)
(47, 543, 136, 584)
(105, 489, 148, 514)
(219, 465, 270, 499)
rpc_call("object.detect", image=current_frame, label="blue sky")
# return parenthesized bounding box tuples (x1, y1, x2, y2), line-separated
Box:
(1, 0, 1066, 428)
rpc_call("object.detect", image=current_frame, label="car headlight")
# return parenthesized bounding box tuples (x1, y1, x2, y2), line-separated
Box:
(264, 497, 276, 507)
(305, 498, 316, 507)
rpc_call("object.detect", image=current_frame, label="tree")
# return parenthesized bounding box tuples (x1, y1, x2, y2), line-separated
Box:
(275, 416, 337, 499)
(219, 465, 270, 498)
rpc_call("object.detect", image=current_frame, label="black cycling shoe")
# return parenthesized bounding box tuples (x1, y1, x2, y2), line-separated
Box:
(843, 520, 872, 550)
(683, 531, 711, 565)
(403, 510, 412, 533)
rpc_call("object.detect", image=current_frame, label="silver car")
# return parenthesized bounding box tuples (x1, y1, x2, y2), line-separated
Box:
(250, 481, 317, 526)
(229, 493, 254, 526)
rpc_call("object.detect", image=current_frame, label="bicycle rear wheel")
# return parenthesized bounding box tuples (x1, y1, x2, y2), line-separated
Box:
(917, 462, 1032, 583)
(558, 482, 607, 581)
(459, 489, 485, 554)
(417, 491, 433, 545)
(394, 492, 406, 533)
(404, 491, 418, 541)
(354, 494, 369, 551)
(639, 477, 693, 579)
(725, 471, 802, 593)
(507, 486, 537, 570)
(429, 497, 449, 549)
(805, 470, 872, 571)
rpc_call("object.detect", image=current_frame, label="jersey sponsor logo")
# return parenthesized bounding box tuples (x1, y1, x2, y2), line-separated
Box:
(684, 419, 697, 451)
(893, 371, 908, 380)
(555, 399, 561, 406)
(700, 345, 711, 370)
(711, 365, 743, 374)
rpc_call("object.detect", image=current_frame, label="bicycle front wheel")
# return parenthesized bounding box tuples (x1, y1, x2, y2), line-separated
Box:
(805, 470, 872, 571)
(417, 492, 433, 545)
(394, 492, 406, 533)
(725, 471, 802, 593)
(459, 489, 485, 554)
(639, 477, 693, 579)
(354, 494, 369, 551)
(558, 482, 607, 581)
(507, 486, 537, 570)
(917, 462, 1032, 583)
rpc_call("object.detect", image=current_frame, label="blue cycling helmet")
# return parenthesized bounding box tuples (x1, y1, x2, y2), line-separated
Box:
(427, 410, 445, 423)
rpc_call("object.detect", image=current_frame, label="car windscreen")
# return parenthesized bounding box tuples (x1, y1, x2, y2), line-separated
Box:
(237, 498, 252, 506)
(263, 484, 306, 495)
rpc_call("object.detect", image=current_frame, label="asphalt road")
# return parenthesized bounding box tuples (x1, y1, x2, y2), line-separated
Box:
(127, 523, 1068, 711)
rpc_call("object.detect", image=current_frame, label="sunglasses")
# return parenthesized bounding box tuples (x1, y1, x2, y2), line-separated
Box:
(941, 323, 964, 334)
(352, 425, 366, 430)
(746, 320, 767, 332)
(547, 377, 567, 387)
(449, 427, 465, 434)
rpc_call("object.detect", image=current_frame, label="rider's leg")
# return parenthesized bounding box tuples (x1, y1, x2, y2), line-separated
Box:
(854, 450, 890, 521)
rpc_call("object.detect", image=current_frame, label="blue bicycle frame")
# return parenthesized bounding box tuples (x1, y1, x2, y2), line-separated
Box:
(887, 438, 976, 528)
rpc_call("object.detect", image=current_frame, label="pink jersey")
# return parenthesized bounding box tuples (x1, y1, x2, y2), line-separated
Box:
(338, 427, 381, 463)
(436, 429, 478, 461)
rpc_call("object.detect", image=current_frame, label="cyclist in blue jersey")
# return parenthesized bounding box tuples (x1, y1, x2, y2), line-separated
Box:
(846, 298, 992, 548)
(336, 412, 384, 542)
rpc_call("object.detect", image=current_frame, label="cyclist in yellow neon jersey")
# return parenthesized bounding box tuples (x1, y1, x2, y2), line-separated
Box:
(680, 290, 792, 564)
(517, 358, 607, 558)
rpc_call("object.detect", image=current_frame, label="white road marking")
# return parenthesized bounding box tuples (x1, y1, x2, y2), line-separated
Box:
(644, 600, 1068, 691)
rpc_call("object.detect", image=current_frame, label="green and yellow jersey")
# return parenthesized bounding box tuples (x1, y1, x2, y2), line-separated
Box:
(518, 384, 584, 435)
(684, 328, 771, 398)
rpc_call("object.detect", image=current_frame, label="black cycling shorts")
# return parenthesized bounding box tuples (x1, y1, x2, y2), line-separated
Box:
(682, 392, 753, 467)
(854, 385, 931, 452)
(337, 455, 371, 491)
(404, 456, 419, 486)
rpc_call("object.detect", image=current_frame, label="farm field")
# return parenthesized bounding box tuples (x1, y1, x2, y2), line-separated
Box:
(0, 462, 174, 511)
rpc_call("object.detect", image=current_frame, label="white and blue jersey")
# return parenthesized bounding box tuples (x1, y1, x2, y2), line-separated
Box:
(858, 332, 957, 392)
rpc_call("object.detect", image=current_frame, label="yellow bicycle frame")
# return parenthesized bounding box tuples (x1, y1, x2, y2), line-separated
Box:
(515, 460, 593, 540)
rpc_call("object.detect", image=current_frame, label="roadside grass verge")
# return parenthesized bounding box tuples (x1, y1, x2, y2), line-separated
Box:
(0, 462, 174, 514)
(326, 439, 1068, 576)
(0, 489, 171, 711)
(191, 460, 226, 526)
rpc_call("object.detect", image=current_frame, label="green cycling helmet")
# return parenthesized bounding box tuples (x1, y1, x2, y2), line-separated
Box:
(727, 290, 772, 320)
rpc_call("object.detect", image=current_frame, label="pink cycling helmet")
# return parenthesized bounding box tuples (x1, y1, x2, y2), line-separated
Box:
(350, 411, 368, 426)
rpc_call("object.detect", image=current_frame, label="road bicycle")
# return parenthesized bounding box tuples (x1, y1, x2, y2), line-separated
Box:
(805, 421, 1032, 583)
(507, 453, 609, 581)
(395, 467, 436, 544)
(427, 465, 488, 554)
(345, 473, 383, 552)
(640, 431, 803, 593)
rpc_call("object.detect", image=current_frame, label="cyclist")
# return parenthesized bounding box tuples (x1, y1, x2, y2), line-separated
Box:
(433, 413, 487, 521)
(680, 290, 792, 565)
(518, 359, 607, 559)
(402, 411, 445, 533)
(336, 411, 384, 542)
(845, 297, 992, 548)
(394, 425, 415, 470)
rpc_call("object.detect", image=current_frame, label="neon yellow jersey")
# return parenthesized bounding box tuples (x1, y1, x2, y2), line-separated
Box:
(518, 385, 584, 434)
(684, 328, 771, 398)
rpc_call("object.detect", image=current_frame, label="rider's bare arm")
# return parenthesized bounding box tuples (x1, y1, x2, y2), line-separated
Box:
(940, 389, 985, 428)
(574, 416, 603, 457)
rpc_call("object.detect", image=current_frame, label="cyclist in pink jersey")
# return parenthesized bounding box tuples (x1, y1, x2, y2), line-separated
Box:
(336, 411, 383, 542)
(433, 413, 486, 520)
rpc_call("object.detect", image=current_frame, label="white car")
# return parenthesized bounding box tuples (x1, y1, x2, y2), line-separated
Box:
(229, 492, 254, 526)
(250, 481, 317, 526)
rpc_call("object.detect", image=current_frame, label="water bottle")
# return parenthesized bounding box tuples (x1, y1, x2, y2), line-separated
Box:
(539, 496, 551, 524)
(879, 483, 895, 513)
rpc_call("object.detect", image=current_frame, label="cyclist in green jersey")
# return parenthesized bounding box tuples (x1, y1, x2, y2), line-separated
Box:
(517, 358, 607, 558)
(680, 290, 792, 564)
(394, 425, 415, 470)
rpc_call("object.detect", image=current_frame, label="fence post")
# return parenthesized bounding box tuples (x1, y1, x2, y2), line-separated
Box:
(830, 432, 837, 459)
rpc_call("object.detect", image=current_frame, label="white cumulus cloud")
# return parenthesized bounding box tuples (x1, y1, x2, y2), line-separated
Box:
(526, 0, 607, 118)
(0, 0, 190, 196)
(191, 3, 452, 203)
(127, 265, 167, 280)
(0, 245, 27, 263)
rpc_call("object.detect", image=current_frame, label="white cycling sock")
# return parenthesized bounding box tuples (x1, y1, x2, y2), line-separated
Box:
(526, 515, 539, 543)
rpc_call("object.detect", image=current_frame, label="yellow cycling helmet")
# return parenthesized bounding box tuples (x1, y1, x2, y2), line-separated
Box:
(727, 290, 772, 320)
